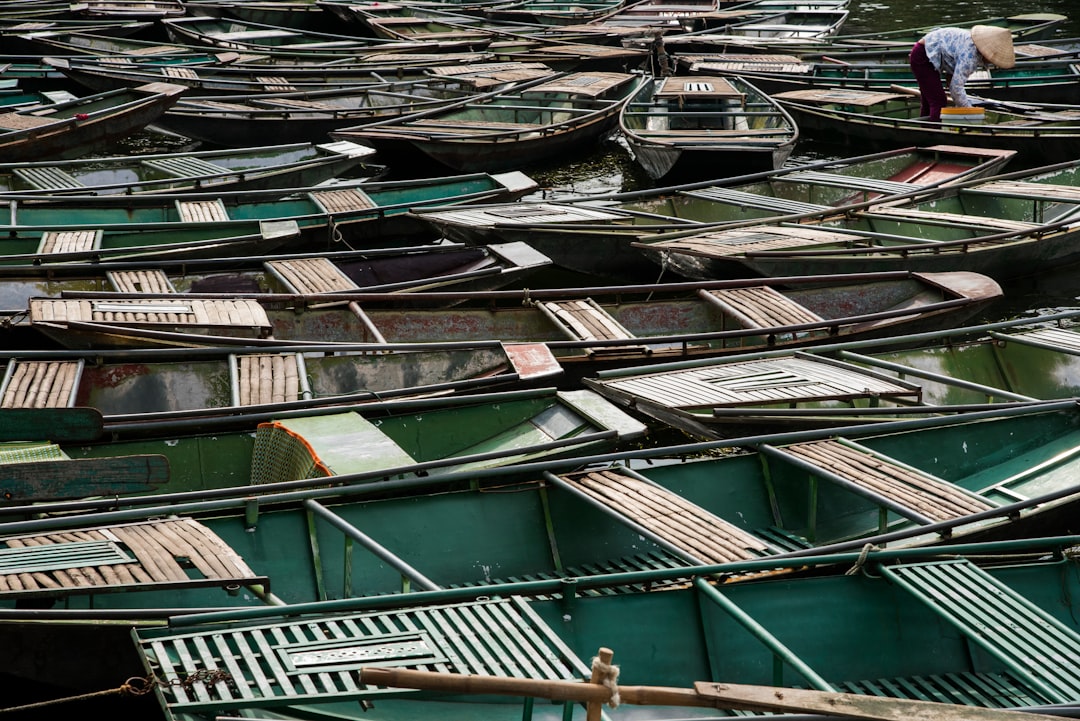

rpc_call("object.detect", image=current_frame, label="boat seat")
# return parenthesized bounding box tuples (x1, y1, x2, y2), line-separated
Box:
(763, 438, 996, 524)
(993, 327, 1080, 355)
(698, 285, 824, 332)
(176, 198, 230, 223)
(963, 180, 1080, 204)
(140, 155, 229, 178)
(0, 112, 56, 130)
(106, 269, 177, 293)
(642, 225, 853, 258)
(537, 298, 648, 355)
(862, 206, 1040, 232)
(36, 229, 103, 255)
(233, 353, 301, 406)
(555, 468, 773, 563)
(0, 360, 82, 408)
(684, 186, 829, 215)
(162, 66, 198, 79)
(11, 166, 84, 191)
(28, 298, 272, 335)
(255, 75, 298, 92)
(835, 670, 1046, 709)
(264, 256, 359, 294)
(256, 97, 335, 110)
(781, 170, 923, 195)
(880, 558, 1080, 704)
(309, 187, 376, 214)
(420, 203, 626, 227)
(0, 517, 266, 600)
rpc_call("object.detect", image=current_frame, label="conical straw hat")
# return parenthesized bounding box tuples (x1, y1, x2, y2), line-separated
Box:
(971, 25, 1015, 68)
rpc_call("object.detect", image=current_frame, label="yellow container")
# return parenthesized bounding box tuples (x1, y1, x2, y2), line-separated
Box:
(941, 106, 986, 124)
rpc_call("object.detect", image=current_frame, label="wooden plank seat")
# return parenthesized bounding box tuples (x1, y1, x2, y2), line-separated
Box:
(557, 468, 773, 563)
(0, 517, 264, 599)
(781, 169, 925, 195)
(256, 97, 336, 110)
(106, 269, 176, 293)
(408, 119, 545, 133)
(264, 257, 359, 294)
(963, 179, 1080, 204)
(591, 355, 921, 409)
(765, 438, 996, 524)
(234, 353, 301, 406)
(256, 75, 298, 92)
(685, 186, 829, 216)
(834, 670, 1046, 709)
(0, 359, 82, 408)
(655, 76, 744, 101)
(862, 205, 1041, 232)
(880, 558, 1080, 704)
(0, 112, 57, 130)
(140, 155, 229, 178)
(11, 166, 84, 191)
(995, 326, 1080, 355)
(683, 54, 811, 74)
(36, 229, 103, 255)
(537, 298, 647, 355)
(29, 298, 272, 334)
(176, 198, 230, 223)
(162, 66, 198, 79)
(309, 187, 376, 214)
(420, 203, 626, 227)
(643, 226, 855, 258)
(698, 285, 824, 331)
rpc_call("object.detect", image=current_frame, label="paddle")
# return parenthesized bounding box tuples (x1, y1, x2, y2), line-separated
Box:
(0, 407, 103, 443)
(886, 83, 1041, 114)
(359, 662, 1069, 721)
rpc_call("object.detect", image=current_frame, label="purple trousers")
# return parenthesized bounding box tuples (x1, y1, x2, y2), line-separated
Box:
(909, 41, 947, 121)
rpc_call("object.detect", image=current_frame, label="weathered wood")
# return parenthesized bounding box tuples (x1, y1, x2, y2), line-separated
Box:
(0, 455, 169, 503)
(0, 407, 103, 442)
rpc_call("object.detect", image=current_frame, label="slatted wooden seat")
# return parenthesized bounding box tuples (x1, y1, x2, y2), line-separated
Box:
(537, 298, 647, 355)
(29, 298, 272, 334)
(684, 54, 811, 74)
(257, 97, 336, 110)
(881, 558, 1080, 704)
(176, 198, 230, 223)
(764, 438, 996, 524)
(684, 186, 829, 215)
(36, 229, 103, 255)
(264, 256, 358, 294)
(864, 205, 1040, 232)
(0, 112, 57, 130)
(995, 326, 1080, 354)
(12, 166, 84, 191)
(782, 169, 924, 195)
(0, 360, 82, 408)
(234, 353, 301, 406)
(106, 269, 176, 293)
(835, 671, 1046, 709)
(309, 187, 376, 213)
(140, 155, 229, 178)
(256, 75, 298, 92)
(163, 66, 198, 79)
(644, 225, 855, 258)
(698, 285, 824, 332)
(555, 468, 772, 563)
(0, 517, 265, 599)
(419, 203, 626, 228)
(963, 179, 1080, 204)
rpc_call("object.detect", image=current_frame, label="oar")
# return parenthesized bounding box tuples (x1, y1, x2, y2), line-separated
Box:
(359, 664, 1070, 721)
(886, 83, 1041, 114)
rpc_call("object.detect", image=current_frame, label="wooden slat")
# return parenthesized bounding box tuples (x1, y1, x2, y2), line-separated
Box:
(36, 230, 102, 255)
(700, 285, 824, 328)
(237, 354, 299, 406)
(865, 205, 1040, 232)
(309, 187, 376, 213)
(176, 199, 230, 223)
(106, 269, 176, 293)
(647, 225, 853, 257)
(265, 257, 358, 294)
(0, 360, 80, 408)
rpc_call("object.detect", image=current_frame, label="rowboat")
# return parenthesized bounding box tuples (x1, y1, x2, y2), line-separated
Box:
(69, 0, 186, 20)
(0, 81, 186, 162)
(24, 272, 1002, 384)
(0, 140, 377, 196)
(0, 171, 537, 264)
(619, 73, 798, 181)
(412, 144, 1017, 279)
(331, 70, 647, 172)
(186, 0, 337, 31)
(0, 241, 552, 312)
(634, 155, 1080, 281)
(484, 0, 626, 26)
(771, 87, 1080, 166)
(582, 310, 1080, 436)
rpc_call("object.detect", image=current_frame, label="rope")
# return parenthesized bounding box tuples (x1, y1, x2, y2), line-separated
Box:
(0, 676, 155, 714)
(845, 542, 878, 576)
(590, 654, 621, 708)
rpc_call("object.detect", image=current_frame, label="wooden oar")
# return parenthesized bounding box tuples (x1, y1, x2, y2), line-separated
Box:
(0, 407, 103, 443)
(359, 665, 1069, 721)
(0, 455, 169, 503)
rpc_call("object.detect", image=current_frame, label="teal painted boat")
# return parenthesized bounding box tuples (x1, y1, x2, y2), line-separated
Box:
(635, 155, 1080, 281)
(412, 144, 1016, 279)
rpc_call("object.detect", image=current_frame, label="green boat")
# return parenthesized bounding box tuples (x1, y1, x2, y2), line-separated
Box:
(635, 155, 1080, 281)
(0, 170, 536, 263)
(412, 144, 1016, 279)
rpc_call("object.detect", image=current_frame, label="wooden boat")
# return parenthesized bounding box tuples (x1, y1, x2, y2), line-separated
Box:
(24, 272, 1003, 385)
(484, 0, 626, 26)
(619, 73, 798, 181)
(185, 0, 337, 31)
(0, 241, 553, 312)
(771, 87, 1080, 167)
(0, 140, 378, 196)
(412, 144, 1017, 279)
(0, 81, 186, 162)
(332, 70, 646, 173)
(152, 64, 559, 146)
(632, 155, 1080, 281)
(582, 310, 1080, 436)
(0, 171, 537, 264)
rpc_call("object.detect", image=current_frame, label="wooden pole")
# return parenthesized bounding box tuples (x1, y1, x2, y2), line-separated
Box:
(587, 647, 614, 721)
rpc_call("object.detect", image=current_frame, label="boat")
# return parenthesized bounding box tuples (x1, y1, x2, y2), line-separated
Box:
(69, 0, 186, 20)
(0, 81, 186, 162)
(0, 241, 553, 313)
(619, 73, 798, 181)
(412, 144, 1017, 279)
(0, 171, 537, 264)
(0, 140, 378, 196)
(25, 272, 1003, 385)
(582, 310, 1080, 436)
(633, 155, 1080, 281)
(330, 70, 647, 173)
(771, 87, 1080, 166)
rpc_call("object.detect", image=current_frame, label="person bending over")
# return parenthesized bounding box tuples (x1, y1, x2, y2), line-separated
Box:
(908, 25, 1015, 122)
